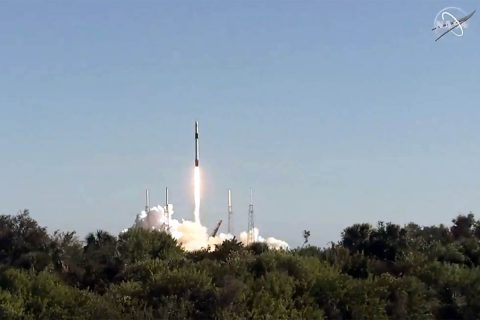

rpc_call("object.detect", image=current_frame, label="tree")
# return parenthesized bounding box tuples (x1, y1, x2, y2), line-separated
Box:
(81, 230, 122, 293)
(303, 230, 311, 248)
(341, 223, 372, 253)
(451, 213, 476, 240)
(0, 210, 51, 271)
(212, 238, 245, 261)
(49, 230, 83, 284)
(117, 228, 182, 264)
(1, 209, 480, 318)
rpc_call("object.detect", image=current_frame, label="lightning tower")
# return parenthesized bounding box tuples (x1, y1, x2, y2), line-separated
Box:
(227, 189, 233, 234)
(247, 189, 255, 245)
(145, 188, 150, 213)
(165, 187, 170, 229)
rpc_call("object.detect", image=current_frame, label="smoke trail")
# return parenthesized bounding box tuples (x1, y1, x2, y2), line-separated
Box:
(133, 206, 288, 251)
(193, 167, 201, 224)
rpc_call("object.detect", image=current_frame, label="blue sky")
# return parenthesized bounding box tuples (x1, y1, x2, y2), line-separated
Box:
(1, 1, 479, 247)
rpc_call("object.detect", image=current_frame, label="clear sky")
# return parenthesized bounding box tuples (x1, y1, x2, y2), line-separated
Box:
(1, 1, 480, 247)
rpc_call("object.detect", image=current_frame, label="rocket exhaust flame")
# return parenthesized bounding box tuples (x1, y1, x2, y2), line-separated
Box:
(194, 167, 201, 224)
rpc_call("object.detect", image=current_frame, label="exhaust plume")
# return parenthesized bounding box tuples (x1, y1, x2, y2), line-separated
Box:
(194, 167, 201, 224)
(133, 206, 288, 251)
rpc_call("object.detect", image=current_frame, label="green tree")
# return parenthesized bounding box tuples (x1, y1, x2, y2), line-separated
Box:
(451, 213, 476, 240)
(0, 210, 51, 271)
(117, 228, 182, 264)
(81, 230, 122, 293)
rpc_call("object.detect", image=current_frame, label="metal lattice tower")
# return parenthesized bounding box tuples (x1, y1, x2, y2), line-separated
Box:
(165, 187, 170, 230)
(247, 189, 255, 245)
(228, 189, 233, 234)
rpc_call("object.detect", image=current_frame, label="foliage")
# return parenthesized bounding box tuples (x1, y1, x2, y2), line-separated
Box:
(1, 210, 480, 318)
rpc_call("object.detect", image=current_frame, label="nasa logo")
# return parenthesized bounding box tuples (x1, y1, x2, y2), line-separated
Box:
(432, 7, 475, 41)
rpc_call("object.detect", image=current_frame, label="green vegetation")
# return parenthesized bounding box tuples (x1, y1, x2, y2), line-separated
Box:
(1, 210, 480, 319)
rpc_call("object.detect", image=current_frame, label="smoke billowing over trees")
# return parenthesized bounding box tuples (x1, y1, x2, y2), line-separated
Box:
(1, 210, 480, 318)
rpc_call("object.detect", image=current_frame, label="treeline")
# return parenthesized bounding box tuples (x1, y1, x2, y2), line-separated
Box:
(0, 211, 480, 319)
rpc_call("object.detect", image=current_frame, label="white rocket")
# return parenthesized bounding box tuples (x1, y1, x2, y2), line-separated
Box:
(195, 121, 199, 167)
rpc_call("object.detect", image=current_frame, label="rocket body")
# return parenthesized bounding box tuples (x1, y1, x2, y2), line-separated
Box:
(195, 121, 199, 167)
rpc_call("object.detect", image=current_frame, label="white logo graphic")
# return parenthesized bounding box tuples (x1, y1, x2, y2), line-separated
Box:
(432, 7, 475, 41)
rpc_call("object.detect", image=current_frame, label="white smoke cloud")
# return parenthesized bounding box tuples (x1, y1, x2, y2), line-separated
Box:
(239, 228, 289, 250)
(133, 206, 288, 251)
